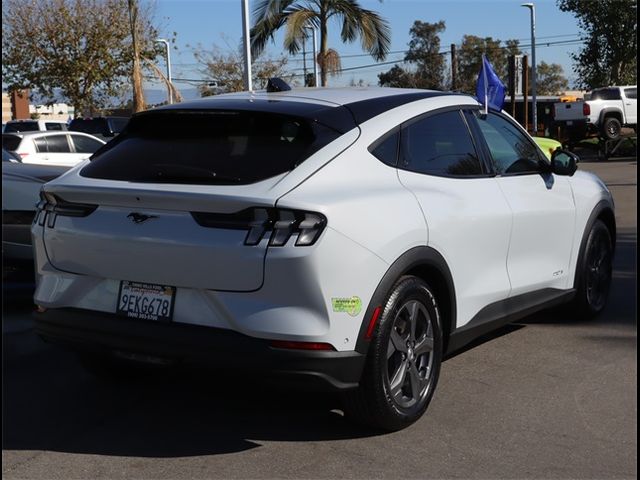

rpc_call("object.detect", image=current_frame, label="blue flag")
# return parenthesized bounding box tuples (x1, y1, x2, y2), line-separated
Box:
(476, 55, 506, 112)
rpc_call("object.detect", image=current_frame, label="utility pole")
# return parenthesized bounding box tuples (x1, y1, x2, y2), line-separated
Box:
(523, 55, 529, 132)
(241, 0, 252, 91)
(522, 3, 537, 134)
(302, 35, 308, 86)
(450, 44, 457, 91)
(508, 54, 516, 118)
(155, 38, 172, 104)
(311, 26, 319, 88)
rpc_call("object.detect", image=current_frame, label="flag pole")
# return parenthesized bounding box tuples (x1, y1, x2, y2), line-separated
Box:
(482, 55, 488, 115)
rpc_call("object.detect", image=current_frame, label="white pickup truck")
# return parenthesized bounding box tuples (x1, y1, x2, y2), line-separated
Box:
(553, 85, 637, 141)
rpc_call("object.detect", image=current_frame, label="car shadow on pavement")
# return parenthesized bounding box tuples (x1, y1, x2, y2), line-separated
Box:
(2, 338, 381, 458)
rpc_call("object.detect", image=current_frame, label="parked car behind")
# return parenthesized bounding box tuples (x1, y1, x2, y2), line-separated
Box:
(4, 119, 68, 133)
(2, 160, 70, 263)
(532, 136, 564, 160)
(2, 131, 105, 166)
(69, 116, 129, 142)
(3, 147, 22, 163)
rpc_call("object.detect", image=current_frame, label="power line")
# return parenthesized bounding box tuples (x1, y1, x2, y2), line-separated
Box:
(150, 38, 585, 85)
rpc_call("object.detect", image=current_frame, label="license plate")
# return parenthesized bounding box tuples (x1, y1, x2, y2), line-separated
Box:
(117, 281, 176, 322)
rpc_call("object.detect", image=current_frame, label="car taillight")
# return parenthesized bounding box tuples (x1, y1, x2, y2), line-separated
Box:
(191, 208, 327, 247)
(583, 103, 590, 116)
(18, 152, 29, 159)
(35, 191, 98, 227)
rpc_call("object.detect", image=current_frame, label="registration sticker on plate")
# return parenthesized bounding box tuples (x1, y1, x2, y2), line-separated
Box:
(117, 281, 176, 322)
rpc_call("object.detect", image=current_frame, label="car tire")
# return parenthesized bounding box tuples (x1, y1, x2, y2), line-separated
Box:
(570, 219, 613, 319)
(343, 276, 443, 432)
(601, 117, 621, 141)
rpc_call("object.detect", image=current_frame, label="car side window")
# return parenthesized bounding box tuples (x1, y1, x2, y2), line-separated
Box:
(71, 134, 103, 154)
(369, 128, 399, 166)
(624, 88, 637, 99)
(46, 134, 71, 153)
(45, 123, 63, 131)
(472, 111, 542, 175)
(34, 137, 49, 153)
(399, 110, 483, 176)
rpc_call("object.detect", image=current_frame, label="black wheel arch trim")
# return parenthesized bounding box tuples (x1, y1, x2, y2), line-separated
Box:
(354, 246, 456, 355)
(573, 199, 616, 289)
(598, 108, 624, 125)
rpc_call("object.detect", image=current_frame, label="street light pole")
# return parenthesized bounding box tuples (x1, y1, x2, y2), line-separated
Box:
(522, 3, 536, 134)
(311, 26, 319, 88)
(155, 38, 172, 104)
(241, 0, 252, 91)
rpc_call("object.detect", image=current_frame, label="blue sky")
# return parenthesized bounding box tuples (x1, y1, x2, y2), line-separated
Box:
(150, 0, 583, 99)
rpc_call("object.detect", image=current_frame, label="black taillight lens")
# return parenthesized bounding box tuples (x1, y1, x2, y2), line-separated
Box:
(191, 207, 327, 247)
(35, 190, 98, 227)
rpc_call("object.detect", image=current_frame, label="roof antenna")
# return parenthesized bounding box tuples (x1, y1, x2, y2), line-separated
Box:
(266, 78, 291, 93)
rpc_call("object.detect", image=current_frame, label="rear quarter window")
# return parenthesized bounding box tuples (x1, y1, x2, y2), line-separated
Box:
(81, 110, 342, 185)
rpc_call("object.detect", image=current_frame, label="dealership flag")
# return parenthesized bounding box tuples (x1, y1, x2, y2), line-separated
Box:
(476, 55, 506, 114)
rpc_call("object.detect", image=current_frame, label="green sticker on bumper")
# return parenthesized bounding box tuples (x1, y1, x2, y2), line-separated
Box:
(332, 296, 362, 317)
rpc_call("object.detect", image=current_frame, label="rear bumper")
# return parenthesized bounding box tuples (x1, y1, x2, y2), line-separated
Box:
(34, 308, 366, 391)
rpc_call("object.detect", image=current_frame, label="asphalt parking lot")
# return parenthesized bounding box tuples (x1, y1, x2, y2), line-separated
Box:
(2, 156, 637, 479)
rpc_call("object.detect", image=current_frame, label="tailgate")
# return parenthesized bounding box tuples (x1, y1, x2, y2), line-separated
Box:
(38, 182, 279, 291)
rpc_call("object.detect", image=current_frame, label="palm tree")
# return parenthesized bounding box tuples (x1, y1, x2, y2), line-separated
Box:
(250, 0, 391, 87)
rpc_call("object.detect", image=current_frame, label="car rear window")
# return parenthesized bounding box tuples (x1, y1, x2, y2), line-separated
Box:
(4, 121, 39, 132)
(2, 134, 22, 151)
(590, 88, 622, 100)
(45, 122, 67, 131)
(69, 118, 108, 135)
(80, 110, 343, 185)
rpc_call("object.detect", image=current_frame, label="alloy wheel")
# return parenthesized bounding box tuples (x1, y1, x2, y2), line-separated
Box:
(585, 229, 612, 311)
(386, 300, 435, 409)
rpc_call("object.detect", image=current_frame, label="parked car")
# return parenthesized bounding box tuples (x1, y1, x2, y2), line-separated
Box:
(32, 86, 615, 431)
(532, 136, 564, 160)
(4, 119, 69, 133)
(69, 116, 129, 142)
(3, 147, 22, 163)
(553, 86, 637, 141)
(584, 86, 637, 140)
(2, 131, 105, 166)
(2, 161, 70, 264)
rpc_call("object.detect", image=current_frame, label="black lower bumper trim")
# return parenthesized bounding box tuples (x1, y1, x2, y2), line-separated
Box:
(34, 308, 365, 391)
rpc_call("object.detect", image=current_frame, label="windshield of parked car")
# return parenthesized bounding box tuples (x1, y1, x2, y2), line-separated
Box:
(80, 110, 342, 185)
(4, 121, 39, 133)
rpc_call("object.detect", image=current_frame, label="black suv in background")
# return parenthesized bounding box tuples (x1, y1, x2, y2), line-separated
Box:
(68, 117, 129, 142)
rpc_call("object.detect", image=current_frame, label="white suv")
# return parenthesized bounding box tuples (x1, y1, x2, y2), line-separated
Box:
(3, 131, 105, 166)
(32, 87, 615, 431)
(4, 119, 69, 133)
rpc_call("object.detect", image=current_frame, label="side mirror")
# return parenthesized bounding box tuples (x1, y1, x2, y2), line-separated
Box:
(551, 149, 579, 176)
